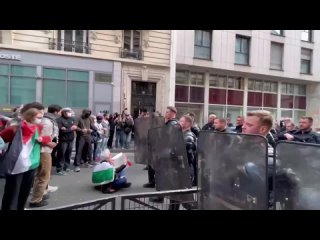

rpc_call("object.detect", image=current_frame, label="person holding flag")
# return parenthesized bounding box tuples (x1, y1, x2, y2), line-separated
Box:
(92, 149, 132, 194)
(0, 108, 52, 210)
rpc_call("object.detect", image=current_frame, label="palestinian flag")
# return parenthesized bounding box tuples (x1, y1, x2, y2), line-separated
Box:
(92, 162, 115, 186)
(4, 121, 41, 175)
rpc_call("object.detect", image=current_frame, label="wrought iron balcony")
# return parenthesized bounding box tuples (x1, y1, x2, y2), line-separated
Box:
(49, 38, 90, 54)
(120, 48, 143, 60)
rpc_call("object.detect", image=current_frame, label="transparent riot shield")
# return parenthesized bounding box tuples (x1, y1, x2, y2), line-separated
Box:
(150, 116, 165, 129)
(197, 131, 269, 210)
(274, 141, 320, 210)
(148, 125, 192, 191)
(134, 116, 164, 164)
(134, 117, 151, 164)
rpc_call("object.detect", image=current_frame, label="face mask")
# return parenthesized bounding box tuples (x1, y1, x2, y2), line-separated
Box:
(33, 118, 42, 124)
(66, 112, 72, 117)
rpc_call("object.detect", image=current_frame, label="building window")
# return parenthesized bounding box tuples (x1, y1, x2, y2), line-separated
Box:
(294, 84, 306, 95)
(190, 72, 204, 86)
(176, 71, 189, 85)
(175, 85, 189, 102)
(271, 30, 284, 36)
(280, 83, 306, 123)
(209, 75, 227, 88)
(235, 35, 250, 65)
(209, 105, 226, 119)
(11, 65, 36, 105)
(248, 79, 278, 109)
(95, 73, 112, 83)
(0, 64, 9, 104)
(57, 30, 89, 54)
(120, 30, 143, 60)
(124, 30, 141, 51)
(209, 88, 227, 104)
(227, 76, 243, 89)
(281, 83, 294, 95)
(301, 30, 312, 42)
(175, 70, 204, 103)
(300, 48, 312, 74)
(190, 87, 204, 103)
(43, 68, 66, 107)
(209, 75, 244, 105)
(208, 74, 244, 124)
(67, 70, 89, 108)
(194, 30, 212, 60)
(43, 68, 89, 108)
(270, 42, 283, 70)
(0, 64, 37, 105)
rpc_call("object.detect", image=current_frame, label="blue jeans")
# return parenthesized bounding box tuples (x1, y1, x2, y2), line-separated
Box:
(112, 169, 127, 189)
(122, 131, 131, 149)
(115, 129, 123, 148)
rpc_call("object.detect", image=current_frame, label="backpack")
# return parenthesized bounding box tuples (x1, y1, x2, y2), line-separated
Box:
(43, 113, 59, 141)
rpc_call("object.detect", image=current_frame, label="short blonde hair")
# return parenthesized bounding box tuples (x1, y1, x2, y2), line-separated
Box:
(247, 110, 273, 131)
(182, 115, 194, 125)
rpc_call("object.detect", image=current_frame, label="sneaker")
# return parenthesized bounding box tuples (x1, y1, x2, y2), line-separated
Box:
(29, 200, 49, 208)
(74, 167, 80, 172)
(88, 161, 98, 166)
(56, 171, 66, 176)
(83, 163, 91, 168)
(143, 182, 155, 188)
(64, 168, 71, 173)
(47, 185, 58, 193)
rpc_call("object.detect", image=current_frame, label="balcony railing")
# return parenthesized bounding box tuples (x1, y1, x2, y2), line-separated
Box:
(120, 48, 143, 60)
(49, 38, 90, 54)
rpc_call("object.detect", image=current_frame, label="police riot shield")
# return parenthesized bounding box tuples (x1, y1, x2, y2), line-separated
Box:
(274, 141, 320, 210)
(134, 116, 164, 164)
(148, 125, 192, 191)
(150, 116, 165, 129)
(198, 131, 269, 210)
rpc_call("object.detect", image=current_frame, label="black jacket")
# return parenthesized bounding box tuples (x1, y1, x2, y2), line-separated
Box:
(214, 128, 231, 133)
(109, 117, 115, 131)
(276, 129, 296, 141)
(191, 125, 200, 137)
(56, 116, 76, 142)
(202, 122, 214, 131)
(235, 125, 242, 133)
(165, 118, 180, 127)
(291, 129, 320, 144)
(183, 130, 197, 166)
